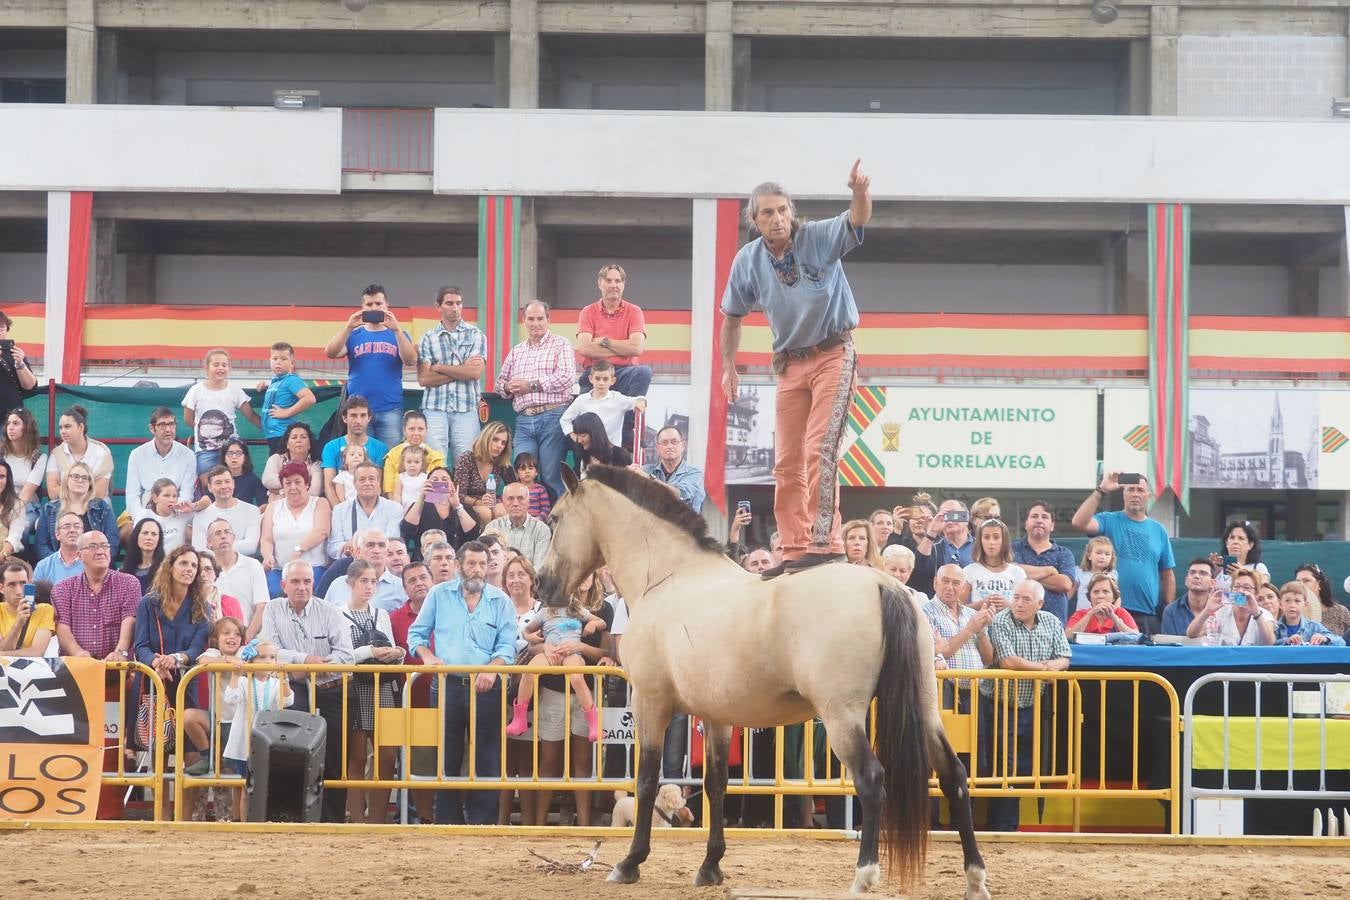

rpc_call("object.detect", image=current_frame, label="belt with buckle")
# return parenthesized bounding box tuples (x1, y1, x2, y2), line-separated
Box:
(519, 401, 566, 416)
(773, 331, 853, 373)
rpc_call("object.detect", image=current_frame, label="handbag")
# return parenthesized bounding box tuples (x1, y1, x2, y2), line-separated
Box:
(134, 611, 177, 753)
(344, 608, 395, 685)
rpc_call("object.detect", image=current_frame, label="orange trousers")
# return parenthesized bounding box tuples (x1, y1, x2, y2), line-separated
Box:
(772, 341, 857, 559)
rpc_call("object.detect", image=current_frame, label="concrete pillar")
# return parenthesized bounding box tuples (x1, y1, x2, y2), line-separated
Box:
(1122, 39, 1150, 115)
(509, 0, 539, 109)
(65, 0, 98, 104)
(705, 1, 733, 112)
(44, 193, 72, 382)
(1149, 5, 1180, 116)
(518, 198, 539, 306)
(125, 253, 156, 305)
(1111, 231, 1150, 315)
(90, 218, 117, 304)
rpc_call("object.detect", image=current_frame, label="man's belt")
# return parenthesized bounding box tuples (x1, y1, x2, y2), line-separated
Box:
(772, 330, 853, 374)
(519, 401, 567, 416)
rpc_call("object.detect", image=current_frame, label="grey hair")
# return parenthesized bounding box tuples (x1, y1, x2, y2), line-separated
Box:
(281, 559, 314, 580)
(881, 544, 915, 565)
(1017, 579, 1046, 602)
(744, 181, 801, 235)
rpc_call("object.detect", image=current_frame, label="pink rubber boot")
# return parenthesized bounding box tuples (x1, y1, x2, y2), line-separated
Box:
(505, 701, 530, 737)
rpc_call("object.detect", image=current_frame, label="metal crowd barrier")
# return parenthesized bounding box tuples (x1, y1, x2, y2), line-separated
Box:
(103, 661, 169, 821)
(172, 662, 635, 822)
(82, 664, 1180, 829)
(1182, 672, 1350, 836)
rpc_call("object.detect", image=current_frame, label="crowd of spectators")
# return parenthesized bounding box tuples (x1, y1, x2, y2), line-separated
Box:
(3, 273, 1349, 830)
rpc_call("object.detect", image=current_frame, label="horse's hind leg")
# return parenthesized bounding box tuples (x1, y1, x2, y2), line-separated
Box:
(927, 719, 989, 900)
(825, 716, 883, 895)
(609, 694, 671, 885)
(694, 721, 731, 886)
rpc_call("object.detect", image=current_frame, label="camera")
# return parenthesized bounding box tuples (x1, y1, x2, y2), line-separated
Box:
(1118, 473, 1142, 485)
(944, 510, 969, 524)
(361, 309, 386, 325)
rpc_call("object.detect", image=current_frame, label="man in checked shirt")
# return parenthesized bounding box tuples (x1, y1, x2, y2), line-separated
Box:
(497, 301, 576, 502)
(978, 578, 1071, 832)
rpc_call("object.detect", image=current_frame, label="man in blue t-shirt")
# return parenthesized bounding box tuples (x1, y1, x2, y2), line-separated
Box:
(324, 283, 416, 447)
(1071, 471, 1177, 635)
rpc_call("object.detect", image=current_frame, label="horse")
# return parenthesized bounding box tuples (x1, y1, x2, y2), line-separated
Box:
(536, 464, 990, 898)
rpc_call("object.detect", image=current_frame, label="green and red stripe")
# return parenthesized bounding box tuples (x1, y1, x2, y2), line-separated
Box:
(1148, 203, 1190, 509)
(477, 195, 521, 392)
(839, 438, 885, 487)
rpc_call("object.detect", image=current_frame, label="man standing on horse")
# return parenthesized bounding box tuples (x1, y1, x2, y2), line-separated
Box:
(720, 160, 871, 577)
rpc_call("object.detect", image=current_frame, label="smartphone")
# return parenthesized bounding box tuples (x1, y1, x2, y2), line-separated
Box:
(736, 500, 752, 516)
(1221, 555, 1238, 567)
(1118, 473, 1142, 485)
(944, 510, 969, 524)
(22, 582, 35, 610)
(361, 309, 386, 325)
(425, 486, 449, 503)
(1225, 591, 1248, 607)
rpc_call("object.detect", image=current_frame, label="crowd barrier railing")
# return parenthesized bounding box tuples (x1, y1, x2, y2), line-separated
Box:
(89, 664, 1179, 830)
(1182, 672, 1350, 836)
(103, 661, 169, 822)
(171, 662, 636, 822)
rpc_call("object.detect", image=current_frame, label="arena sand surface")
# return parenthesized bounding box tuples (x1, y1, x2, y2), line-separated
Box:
(6, 831, 1347, 899)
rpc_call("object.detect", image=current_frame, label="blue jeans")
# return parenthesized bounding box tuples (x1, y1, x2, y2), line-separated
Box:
(662, 714, 689, 780)
(579, 365, 653, 449)
(432, 676, 503, 825)
(979, 696, 1036, 832)
(512, 405, 568, 502)
(423, 407, 481, 463)
(369, 407, 403, 449)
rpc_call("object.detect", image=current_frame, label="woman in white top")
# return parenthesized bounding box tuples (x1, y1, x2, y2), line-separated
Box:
(46, 404, 114, 500)
(1185, 568, 1276, 646)
(962, 519, 1027, 612)
(1, 408, 47, 530)
(259, 460, 331, 597)
(0, 460, 28, 557)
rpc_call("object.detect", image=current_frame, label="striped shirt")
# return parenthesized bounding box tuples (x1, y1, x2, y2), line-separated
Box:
(982, 610, 1072, 708)
(417, 320, 487, 413)
(497, 332, 576, 412)
(922, 598, 987, 673)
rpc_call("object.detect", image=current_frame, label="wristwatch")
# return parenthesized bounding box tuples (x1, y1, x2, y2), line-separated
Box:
(600, 337, 611, 349)
(293, 545, 303, 555)
(530, 379, 541, 392)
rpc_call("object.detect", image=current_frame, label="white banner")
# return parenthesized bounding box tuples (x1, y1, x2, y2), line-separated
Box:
(838, 387, 1099, 490)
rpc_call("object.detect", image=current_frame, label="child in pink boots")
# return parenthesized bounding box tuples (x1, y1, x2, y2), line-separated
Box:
(505, 592, 607, 741)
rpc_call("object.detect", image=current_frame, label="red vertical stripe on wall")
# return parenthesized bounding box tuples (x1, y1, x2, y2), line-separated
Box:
(484, 197, 498, 392)
(704, 198, 741, 514)
(1150, 203, 1168, 496)
(500, 197, 514, 386)
(63, 191, 93, 384)
(1168, 203, 1185, 499)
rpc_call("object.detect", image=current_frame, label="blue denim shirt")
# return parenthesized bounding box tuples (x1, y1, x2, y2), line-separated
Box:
(407, 577, 516, 666)
(644, 459, 706, 513)
(1275, 617, 1346, 646)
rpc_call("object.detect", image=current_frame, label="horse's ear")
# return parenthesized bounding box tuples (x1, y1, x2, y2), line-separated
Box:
(560, 464, 580, 493)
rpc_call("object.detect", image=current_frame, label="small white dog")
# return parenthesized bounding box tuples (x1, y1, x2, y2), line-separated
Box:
(611, 784, 694, 828)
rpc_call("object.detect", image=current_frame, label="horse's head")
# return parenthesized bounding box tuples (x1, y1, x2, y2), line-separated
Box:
(536, 464, 604, 606)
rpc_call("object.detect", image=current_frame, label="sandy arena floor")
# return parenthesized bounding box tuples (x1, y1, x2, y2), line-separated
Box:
(5, 830, 1346, 899)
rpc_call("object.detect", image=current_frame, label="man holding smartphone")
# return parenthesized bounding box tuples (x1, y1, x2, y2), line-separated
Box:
(0, 562, 53, 656)
(1071, 471, 1176, 636)
(0, 311, 38, 419)
(324, 283, 417, 447)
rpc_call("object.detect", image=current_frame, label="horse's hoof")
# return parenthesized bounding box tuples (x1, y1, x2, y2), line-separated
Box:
(608, 864, 640, 885)
(693, 865, 724, 887)
(849, 862, 881, 894)
(965, 864, 991, 900)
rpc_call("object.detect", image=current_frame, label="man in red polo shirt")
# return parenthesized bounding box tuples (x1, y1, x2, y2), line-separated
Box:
(574, 263, 653, 449)
(390, 560, 436, 823)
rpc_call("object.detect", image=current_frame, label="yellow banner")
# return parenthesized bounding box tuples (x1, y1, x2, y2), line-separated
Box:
(1191, 715, 1350, 771)
(0, 656, 106, 821)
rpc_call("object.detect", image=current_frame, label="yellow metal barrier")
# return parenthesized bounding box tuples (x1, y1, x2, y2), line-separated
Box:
(102, 661, 169, 822)
(172, 662, 636, 822)
(153, 664, 1177, 831)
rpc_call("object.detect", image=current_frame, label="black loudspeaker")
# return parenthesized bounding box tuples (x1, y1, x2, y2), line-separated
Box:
(246, 710, 327, 823)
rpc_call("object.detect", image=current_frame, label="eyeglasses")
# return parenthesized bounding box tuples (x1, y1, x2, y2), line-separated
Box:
(82, 542, 111, 552)
(67, 473, 91, 482)
(152, 421, 176, 429)
(224, 448, 246, 456)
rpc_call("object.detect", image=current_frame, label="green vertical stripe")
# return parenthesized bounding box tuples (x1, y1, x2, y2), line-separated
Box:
(476, 194, 488, 338)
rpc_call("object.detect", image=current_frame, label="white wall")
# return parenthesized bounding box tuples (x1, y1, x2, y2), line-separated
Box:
(849, 263, 1109, 313)
(154, 51, 496, 108)
(1179, 36, 1346, 119)
(555, 57, 704, 111)
(154, 255, 477, 306)
(750, 58, 1120, 115)
(0, 253, 46, 301)
(435, 110, 1350, 204)
(555, 258, 692, 310)
(0, 105, 342, 193)
(1191, 265, 1289, 315)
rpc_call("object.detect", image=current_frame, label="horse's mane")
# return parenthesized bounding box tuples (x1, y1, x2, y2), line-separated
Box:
(582, 464, 723, 553)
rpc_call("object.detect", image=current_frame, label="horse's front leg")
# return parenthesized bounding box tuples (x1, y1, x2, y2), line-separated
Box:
(609, 700, 670, 885)
(695, 721, 731, 886)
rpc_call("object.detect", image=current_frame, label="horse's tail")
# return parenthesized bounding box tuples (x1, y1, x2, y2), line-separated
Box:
(873, 582, 930, 886)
